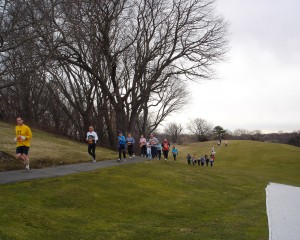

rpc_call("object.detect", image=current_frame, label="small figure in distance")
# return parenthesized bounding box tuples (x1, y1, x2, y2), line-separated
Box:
(146, 142, 152, 160)
(139, 134, 147, 157)
(162, 139, 170, 161)
(197, 156, 201, 166)
(192, 154, 197, 165)
(126, 133, 135, 159)
(205, 154, 209, 167)
(149, 134, 159, 159)
(209, 153, 215, 167)
(117, 131, 127, 162)
(200, 155, 205, 166)
(187, 153, 192, 165)
(172, 145, 178, 163)
(157, 143, 162, 160)
(86, 126, 98, 163)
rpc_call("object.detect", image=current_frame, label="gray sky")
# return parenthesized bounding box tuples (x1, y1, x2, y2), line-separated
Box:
(166, 0, 300, 133)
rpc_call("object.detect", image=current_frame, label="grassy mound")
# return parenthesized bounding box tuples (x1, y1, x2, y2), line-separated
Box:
(0, 139, 299, 239)
(0, 121, 117, 171)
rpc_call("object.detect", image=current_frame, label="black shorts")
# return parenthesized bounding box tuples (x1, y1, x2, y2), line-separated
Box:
(16, 146, 30, 155)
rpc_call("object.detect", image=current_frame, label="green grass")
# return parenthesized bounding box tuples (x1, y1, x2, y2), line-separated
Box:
(1, 124, 300, 239)
(0, 121, 117, 170)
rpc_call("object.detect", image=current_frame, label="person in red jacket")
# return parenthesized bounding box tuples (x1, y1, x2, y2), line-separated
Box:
(162, 139, 170, 161)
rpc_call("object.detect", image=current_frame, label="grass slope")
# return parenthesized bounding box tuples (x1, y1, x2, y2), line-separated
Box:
(0, 121, 117, 171)
(0, 129, 300, 239)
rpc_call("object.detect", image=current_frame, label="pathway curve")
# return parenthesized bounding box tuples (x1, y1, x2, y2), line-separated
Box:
(0, 157, 146, 184)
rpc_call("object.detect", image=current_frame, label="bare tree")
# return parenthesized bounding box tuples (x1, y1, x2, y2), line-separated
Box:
(139, 77, 188, 135)
(187, 118, 213, 141)
(41, 0, 227, 134)
(0, 0, 228, 147)
(164, 122, 183, 143)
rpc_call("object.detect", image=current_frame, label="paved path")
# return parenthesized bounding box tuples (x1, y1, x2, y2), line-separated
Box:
(0, 157, 146, 184)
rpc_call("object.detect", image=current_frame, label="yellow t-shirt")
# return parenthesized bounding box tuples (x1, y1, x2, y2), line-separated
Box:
(15, 124, 32, 147)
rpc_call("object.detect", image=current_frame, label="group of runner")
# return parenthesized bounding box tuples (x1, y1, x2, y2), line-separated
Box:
(13, 117, 221, 170)
(186, 150, 216, 167)
(117, 132, 179, 162)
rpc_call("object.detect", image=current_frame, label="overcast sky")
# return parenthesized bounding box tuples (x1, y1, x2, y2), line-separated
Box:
(165, 0, 300, 133)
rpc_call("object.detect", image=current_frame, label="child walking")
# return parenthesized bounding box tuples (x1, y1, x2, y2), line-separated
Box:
(192, 154, 197, 165)
(162, 139, 170, 161)
(187, 153, 192, 165)
(200, 156, 205, 166)
(146, 142, 152, 160)
(205, 154, 209, 166)
(209, 154, 215, 167)
(172, 146, 178, 162)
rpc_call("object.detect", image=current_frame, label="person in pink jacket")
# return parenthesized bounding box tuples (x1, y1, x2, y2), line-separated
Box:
(139, 134, 147, 157)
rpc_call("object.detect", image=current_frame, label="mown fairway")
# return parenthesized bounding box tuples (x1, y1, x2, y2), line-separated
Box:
(1, 125, 300, 239)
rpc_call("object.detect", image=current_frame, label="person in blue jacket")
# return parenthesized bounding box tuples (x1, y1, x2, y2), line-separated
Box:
(172, 146, 179, 162)
(117, 131, 127, 162)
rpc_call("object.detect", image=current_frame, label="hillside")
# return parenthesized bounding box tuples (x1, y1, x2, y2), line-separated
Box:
(179, 140, 300, 186)
(0, 134, 300, 239)
(0, 121, 117, 171)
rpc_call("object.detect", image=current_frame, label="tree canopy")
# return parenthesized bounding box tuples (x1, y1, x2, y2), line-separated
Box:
(0, 0, 228, 146)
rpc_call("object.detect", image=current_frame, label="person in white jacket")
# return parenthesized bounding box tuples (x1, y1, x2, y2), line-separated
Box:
(86, 126, 98, 162)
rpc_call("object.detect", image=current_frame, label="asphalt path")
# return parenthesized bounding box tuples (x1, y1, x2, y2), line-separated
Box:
(0, 157, 146, 184)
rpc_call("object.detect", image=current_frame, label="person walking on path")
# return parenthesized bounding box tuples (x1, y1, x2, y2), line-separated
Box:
(172, 146, 179, 163)
(117, 131, 127, 162)
(86, 126, 98, 162)
(14, 117, 32, 170)
(162, 139, 170, 161)
(157, 143, 162, 160)
(126, 133, 135, 158)
(146, 142, 152, 160)
(139, 134, 147, 157)
(149, 134, 159, 159)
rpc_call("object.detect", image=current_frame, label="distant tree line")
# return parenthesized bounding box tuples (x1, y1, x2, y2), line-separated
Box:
(163, 118, 227, 144)
(0, 0, 228, 147)
(163, 119, 300, 148)
(230, 129, 300, 147)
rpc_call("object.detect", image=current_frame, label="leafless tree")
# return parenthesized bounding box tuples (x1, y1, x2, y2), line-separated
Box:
(41, 0, 227, 132)
(138, 77, 189, 135)
(0, 0, 228, 147)
(164, 122, 183, 143)
(187, 118, 213, 141)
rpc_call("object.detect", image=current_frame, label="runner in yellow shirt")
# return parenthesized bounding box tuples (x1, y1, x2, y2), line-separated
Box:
(14, 117, 32, 170)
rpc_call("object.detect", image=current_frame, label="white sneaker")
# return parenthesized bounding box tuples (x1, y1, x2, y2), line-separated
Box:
(133, 154, 135, 157)
(25, 165, 30, 170)
(117, 159, 121, 162)
(129, 156, 132, 159)
(92, 159, 96, 163)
